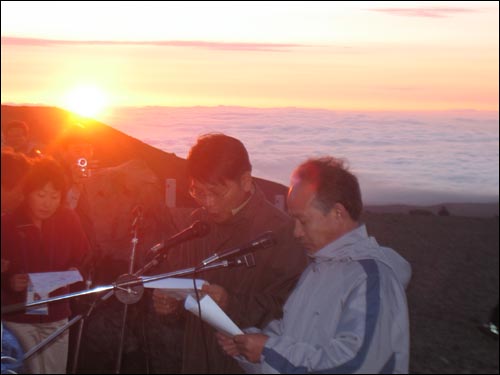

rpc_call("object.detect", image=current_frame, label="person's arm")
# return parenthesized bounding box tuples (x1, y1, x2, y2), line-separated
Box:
(59, 210, 91, 299)
(74, 189, 104, 277)
(216, 318, 282, 358)
(66, 209, 91, 269)
(9, 273, 29, 292)
(1, 259, 10, 273)
(257, 276, 376, 373)
(1, 217, 27, 295)
(216, 327, 272, 374)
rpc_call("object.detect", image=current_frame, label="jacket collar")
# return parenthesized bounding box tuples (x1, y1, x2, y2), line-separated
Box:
(192, 181, 266, 227)
(310, 224, 369, 263)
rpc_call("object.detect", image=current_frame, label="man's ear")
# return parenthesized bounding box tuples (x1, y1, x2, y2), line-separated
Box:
(240, 171, 253, 193)
(332, 202, 348, 219)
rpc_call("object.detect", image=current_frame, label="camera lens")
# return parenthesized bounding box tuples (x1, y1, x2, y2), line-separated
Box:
(77, 158, 88, 168)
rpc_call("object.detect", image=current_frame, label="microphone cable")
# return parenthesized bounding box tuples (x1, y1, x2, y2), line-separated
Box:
(192, 266, 211, 373)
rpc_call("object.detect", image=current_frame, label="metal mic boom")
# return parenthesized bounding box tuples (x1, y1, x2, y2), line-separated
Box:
(150, 220, 210, 253)
(201, 231, 275, 267)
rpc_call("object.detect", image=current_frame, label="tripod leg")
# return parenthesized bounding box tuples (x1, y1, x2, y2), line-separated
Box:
(70, 318, 85, 374)
(23, 315, 82, 361)
(114, 303, 129, 374)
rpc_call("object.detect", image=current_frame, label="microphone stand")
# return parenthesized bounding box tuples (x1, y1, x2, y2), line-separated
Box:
(1, 254, 249, 371)
(1, 255, 257, 316)
(114, 209, 142, 374)
(22, 314, 83, 361)
(70, 276, 92, 374)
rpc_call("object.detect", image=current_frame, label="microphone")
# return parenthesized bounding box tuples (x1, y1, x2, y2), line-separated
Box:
(131, 205, 143, 229)
(136, 221, 210, 276)
(201, 231, 276, 267)
(150, 220, 210, 254)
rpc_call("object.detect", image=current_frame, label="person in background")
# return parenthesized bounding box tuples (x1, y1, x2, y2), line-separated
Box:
(1, 149, 32, 215)
(51, 127, 107, 373)
(2, 120, 42, 158)
(1, 156, 90, 374)
(150, 133, 307, 373)
(1, 149, 33, 374)
(54, 127, 101, 274)
(217, 157, 412, 374)
(55, 126, 95, 210)
(1, 149, 33, 280)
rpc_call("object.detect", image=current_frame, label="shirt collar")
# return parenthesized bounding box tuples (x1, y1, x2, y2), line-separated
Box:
(192, 181, 264, 225)
(311, 224, 368, 262)
(231, 184, 255, 216)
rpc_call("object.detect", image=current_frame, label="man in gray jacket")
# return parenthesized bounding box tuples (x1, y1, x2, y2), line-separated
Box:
(217, 156, 411, 373)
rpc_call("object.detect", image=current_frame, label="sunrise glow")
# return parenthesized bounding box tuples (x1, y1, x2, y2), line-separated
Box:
(61, 85, 109, 118)
(1, 1, 498, 112)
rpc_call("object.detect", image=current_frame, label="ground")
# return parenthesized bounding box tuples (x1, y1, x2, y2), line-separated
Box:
(363, 212, 499, 374)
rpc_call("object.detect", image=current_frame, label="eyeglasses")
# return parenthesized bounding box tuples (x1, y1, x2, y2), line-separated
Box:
(189, 183, 231, 203)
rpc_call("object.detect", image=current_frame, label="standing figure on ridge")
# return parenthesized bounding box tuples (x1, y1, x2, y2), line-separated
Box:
(2, 120, 42, 158)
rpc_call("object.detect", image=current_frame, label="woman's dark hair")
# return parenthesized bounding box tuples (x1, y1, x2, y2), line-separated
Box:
(187, 133, 252, 184)
(293, 157, 363, 220)
(1, 150, 32, 190)
(23, 156, 68, 196)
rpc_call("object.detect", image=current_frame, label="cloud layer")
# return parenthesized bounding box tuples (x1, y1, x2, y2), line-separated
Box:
(101, 106, 499, 205)
(369, 7, 477, 18)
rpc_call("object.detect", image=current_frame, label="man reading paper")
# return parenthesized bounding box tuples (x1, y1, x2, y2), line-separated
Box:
(151, 134, 307, 373)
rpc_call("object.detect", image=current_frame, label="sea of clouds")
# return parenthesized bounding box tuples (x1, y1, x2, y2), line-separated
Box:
(101, 107, 499, 205)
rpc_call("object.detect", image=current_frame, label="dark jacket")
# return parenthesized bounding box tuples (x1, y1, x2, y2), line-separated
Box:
(165, 185, 307, 374)
(1, 205, 89, 323)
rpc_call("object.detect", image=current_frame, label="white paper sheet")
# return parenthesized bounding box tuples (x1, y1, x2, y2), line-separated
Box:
(184, 295, 243, 337)
(26, 270, 83, 315)
(143, 277, 207, 300)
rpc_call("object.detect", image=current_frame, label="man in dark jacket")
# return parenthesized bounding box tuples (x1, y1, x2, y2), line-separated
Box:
(151, 133, 307, 373)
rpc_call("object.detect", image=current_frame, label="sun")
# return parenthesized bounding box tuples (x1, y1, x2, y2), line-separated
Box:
(62, 85, 108, 118)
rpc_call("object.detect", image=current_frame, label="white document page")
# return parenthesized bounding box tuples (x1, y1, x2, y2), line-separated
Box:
(185, 294, 243, 337)
(27, 270, 83, 315)
(143, 277, 207, 300)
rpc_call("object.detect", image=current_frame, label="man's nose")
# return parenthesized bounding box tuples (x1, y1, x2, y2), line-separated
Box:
(293, 221, 304, 238)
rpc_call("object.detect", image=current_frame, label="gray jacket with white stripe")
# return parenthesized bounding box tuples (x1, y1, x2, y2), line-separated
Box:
(238, 224, 411, 374)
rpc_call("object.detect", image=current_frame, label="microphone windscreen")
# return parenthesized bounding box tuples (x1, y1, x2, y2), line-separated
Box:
(192, 220, 210, 238)
(258, 231, 276, 248)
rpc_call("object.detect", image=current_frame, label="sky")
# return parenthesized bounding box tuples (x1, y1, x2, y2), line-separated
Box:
(1, 1, 499, 116)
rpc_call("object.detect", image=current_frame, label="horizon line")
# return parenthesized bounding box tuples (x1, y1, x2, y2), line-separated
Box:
(1, 102, 499, 115)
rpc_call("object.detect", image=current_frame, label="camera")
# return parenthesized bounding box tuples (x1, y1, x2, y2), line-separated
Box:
(77, 158, 88, 168)
(76, 158, 89, 177)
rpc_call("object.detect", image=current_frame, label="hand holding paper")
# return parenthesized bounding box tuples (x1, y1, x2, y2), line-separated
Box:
(27, 270, 83, 315)
(28, 270, 83, 295)
(10, 274, 29, 292)
(201, 284, 229, 310)
(152, 289, 182, 315)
